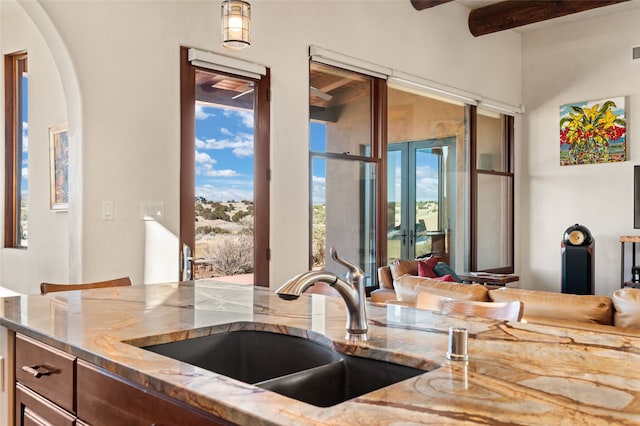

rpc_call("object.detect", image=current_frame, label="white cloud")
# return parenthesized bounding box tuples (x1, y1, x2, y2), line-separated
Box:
(220, 127, 232, 136)
(195, 151, 216, 165)
(198, 134, 254, 158)
(195, 151, 239, 177)
(196, 183, 253, 202)
(195, 104, 214, 120)
(312, 175, 326, 205)
(389, 165, 438, 202)
(223, 109, 253, 128)
(415, 166, 438, 201)
(196, 163, 239, 177)
(21, 166, 28, 179)
(22, 122, 28, 150)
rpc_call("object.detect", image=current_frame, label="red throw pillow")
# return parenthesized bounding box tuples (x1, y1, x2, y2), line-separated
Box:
(417, 256, 438, 278)
(432, 274, 456, 282)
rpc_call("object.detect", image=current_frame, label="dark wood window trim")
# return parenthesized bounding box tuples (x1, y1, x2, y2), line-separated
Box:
(470, 109, 515, 273)
(179, 46, 270, 286)
(307, 61, 385, 290)
(374, 78, 388, 271)
(4, 51, 28, 248)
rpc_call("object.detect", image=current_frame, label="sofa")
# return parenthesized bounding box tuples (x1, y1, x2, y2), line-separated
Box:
(371, 259, 640, 335)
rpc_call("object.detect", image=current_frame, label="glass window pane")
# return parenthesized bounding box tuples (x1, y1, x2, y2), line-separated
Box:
(192, 70, 256, 281)
(477, 109, 505, 172)
(310, 62, 372, 156)
(387, 85, 464, 269)
(387, 149, 403, 263)
(19, 65, 28, 246)
(311, 157, 376, 287)
(477, 173, 512, 270)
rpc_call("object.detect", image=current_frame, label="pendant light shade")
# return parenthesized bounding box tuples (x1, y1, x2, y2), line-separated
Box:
(221, 0, 251, 50)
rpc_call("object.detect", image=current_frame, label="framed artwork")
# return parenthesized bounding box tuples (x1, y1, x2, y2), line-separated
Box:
(560, 96, 626, 166)
(49, 124, 69, 211)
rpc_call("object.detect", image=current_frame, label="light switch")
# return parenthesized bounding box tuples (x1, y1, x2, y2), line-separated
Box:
(140, 201, 164, 221)
(102, 201, 114, 220)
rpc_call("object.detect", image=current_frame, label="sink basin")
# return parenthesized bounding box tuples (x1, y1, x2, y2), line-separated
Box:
(256, 354, 425, 407)
(139, 330, 427, 407)
(141, 330, 341, 384)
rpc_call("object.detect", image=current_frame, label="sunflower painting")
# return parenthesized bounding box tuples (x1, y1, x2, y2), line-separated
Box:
(559, 97, 626, 166)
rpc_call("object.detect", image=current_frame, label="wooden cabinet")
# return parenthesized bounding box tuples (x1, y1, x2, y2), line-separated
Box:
(15, 333, 232, 426)
(15, 383, 75, 426)
(1, 326, 15, 426)
(14, 334, 77, 426)
(77, 360, 231, 426)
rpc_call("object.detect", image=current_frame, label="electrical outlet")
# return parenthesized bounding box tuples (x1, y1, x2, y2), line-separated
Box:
(102, 201, 114, 220)
(140, 201, 164, 221)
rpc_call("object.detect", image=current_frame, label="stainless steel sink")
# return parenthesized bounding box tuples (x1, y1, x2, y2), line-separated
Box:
(139, 330, 427, 407)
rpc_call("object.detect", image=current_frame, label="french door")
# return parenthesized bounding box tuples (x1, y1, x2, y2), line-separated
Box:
(387, 137, 456, 264)
(180, 47, 270, 286)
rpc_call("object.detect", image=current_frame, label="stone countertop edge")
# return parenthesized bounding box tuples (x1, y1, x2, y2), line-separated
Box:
(2, 281, 640, 426)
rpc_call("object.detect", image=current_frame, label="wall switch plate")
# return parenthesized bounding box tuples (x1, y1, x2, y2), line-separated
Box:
(140, 201, 164, 221)
(102, 201, 114, 220)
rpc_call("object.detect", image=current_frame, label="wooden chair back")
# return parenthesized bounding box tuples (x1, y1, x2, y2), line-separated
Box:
(415, 292, 454, 311)
(417, 292, 524, 322)
(40, 277, 132, 295)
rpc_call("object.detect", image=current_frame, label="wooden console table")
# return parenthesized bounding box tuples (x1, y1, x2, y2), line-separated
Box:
(457, 272, 519, 287)
(620, 236, 640, 288)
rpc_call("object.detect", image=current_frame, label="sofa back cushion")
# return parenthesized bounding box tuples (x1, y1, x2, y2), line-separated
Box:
(489, 288, 613, 326)
(394, 275, 489, 304)
(612, 288, 640, 329)
(377, 266, 394, 289)
(389, 260, 419, 280)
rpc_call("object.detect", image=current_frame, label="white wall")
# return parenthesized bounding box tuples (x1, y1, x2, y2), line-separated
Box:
(521, 4, 640, 295)
(0, 0, 69, 294)
(3, 0, 522, 291)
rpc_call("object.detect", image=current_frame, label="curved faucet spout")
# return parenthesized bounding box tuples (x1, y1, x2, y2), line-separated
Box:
(276, 271, 342, 300)
(276, 248, 368, 336)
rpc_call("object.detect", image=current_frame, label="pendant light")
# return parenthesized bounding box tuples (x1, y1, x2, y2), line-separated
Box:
(221, 0, 251, 50)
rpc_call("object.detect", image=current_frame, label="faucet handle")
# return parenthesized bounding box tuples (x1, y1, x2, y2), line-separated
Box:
(330, 247, 362, 275)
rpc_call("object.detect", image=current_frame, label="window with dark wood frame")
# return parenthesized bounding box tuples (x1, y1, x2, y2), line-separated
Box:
(179, 47, 270, 286)
(4, 52, 28, 248)
(470, 106, 514, 273)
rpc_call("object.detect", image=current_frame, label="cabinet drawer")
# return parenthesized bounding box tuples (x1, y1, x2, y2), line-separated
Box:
(77, 360, 232, 425)
(15, 334, 75, 414)
(15, 383, 75, 426)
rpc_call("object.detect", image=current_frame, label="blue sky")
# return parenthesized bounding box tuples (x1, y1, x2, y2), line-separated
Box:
(21, 75, 28, 197)
(195, 103, 254, 202)
(196, 109, 440, 204)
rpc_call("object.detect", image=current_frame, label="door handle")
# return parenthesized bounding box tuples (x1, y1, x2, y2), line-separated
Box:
(400, 230, 407, 246)
(409, 230, 415, 246)
(182, 245, 194, 281)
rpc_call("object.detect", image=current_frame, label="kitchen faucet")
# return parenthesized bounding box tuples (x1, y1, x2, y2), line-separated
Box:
(276, 247, 368, 336)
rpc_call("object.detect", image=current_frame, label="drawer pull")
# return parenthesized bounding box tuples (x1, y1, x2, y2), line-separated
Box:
(22, 365, 55, 378)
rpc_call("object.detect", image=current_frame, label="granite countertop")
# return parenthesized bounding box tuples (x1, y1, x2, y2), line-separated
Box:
(2, 281, 640, 425)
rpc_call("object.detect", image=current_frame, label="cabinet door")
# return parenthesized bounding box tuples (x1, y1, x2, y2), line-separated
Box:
(76, 360, 232, 426)
(15, 335, 75, 414)
(15, 383, 75, 426)
(1, 326, 15, 426)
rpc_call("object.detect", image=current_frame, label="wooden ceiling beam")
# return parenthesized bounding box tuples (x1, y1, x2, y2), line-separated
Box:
(410, 0, 453, 10)
(468, 0, 630, 37)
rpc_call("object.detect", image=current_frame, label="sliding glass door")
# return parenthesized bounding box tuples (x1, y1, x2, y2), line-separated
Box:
(387, 138, 455, 264)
